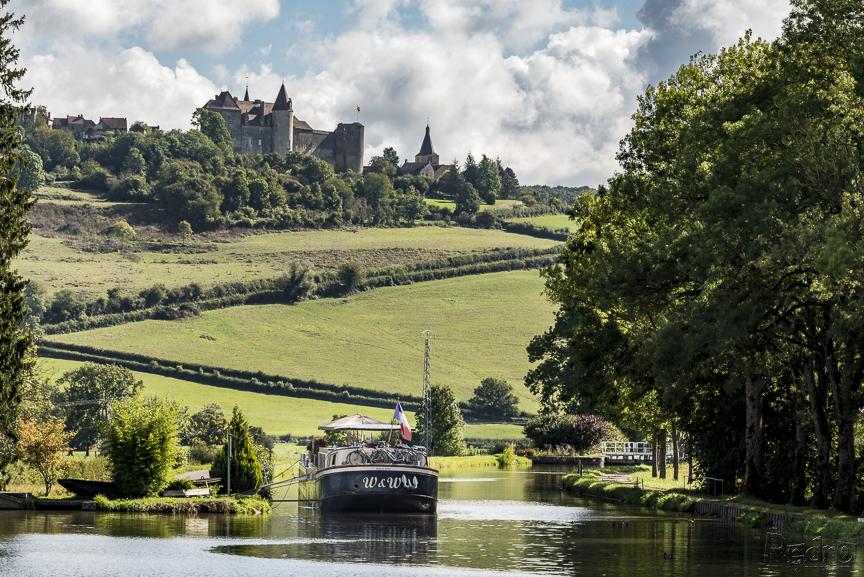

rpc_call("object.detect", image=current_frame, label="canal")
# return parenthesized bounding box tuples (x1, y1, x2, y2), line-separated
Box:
(0, 467, 857, 576)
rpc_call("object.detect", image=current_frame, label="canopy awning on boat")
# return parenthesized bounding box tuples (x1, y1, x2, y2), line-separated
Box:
(318, 414, 400, 431)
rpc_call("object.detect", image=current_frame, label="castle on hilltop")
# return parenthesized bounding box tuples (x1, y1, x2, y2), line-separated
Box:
(202, 83, 364, 173)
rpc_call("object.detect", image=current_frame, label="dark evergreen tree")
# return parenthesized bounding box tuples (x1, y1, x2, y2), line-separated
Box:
(500, 166, 520, 199)
(0, 2, 33, 488)
(210, 407, 263, 493)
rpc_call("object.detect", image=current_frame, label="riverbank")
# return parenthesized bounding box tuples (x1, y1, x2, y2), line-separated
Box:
(429, 454, 532, 470)
(563, 470, 864, 539)
(563, 471, 696, 512)
(92, 494, 271, 514)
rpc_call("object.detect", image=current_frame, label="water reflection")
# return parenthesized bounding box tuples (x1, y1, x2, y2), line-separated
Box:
(215, 513, 437, 565)
(0, 468, 860, 576)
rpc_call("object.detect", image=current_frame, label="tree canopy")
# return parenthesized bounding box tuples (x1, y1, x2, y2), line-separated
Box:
(526, 0, 864, 512)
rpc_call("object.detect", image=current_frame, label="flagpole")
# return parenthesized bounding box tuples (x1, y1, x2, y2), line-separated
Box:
(388, 399, 397, 446)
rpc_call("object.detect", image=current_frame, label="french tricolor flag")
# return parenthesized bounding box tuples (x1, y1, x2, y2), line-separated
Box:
(394, 401, 412, 441)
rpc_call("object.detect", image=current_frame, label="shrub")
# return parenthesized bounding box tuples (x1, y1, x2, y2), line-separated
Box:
(110, 174, 150, 201)
(523, 413, 611, 453)
(138, 284, 166, 308)
(337, 262, 365, 293)
(275, 262, 314, 302)
(496, 445, 517, 469)
(164, 478, 196, 491)
(188, 442, 220, 465)
(77, 159, 112, 191)
(101, 395, 182, 497)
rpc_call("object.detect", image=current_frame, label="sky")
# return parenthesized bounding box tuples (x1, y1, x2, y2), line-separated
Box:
(17, 0, 792, 186)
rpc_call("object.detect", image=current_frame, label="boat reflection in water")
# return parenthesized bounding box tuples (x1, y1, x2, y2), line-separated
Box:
(298, 415, 438, 514)
(213, 512, 437, 565)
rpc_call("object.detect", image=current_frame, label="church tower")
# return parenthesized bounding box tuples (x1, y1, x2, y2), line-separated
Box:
(271, 82, 294, 155)
(415, 124, 439, 165)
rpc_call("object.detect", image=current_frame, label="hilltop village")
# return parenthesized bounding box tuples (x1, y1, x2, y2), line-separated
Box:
(23, 84, 459, 181)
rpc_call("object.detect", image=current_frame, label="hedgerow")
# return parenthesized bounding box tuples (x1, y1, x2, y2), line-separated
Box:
(42, 247, 561, 335)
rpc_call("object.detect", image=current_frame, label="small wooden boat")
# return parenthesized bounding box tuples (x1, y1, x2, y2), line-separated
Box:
(58, 478, 119, 499)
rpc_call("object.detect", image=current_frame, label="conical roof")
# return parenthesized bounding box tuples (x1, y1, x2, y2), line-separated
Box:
(418, 124, 434, 156)
(243, 85, 249, 101)
(273, 82, 291, 111)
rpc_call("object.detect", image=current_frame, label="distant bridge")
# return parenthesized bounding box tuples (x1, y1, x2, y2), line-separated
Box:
(602, 441, 676, 465)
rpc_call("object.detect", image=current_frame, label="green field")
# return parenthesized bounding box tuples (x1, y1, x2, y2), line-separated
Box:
(39, 358, 524, 440)
(507, 214, 577, 231)
(18, 227, 557, 297)
(424, 198, 523, 212)
(34, 185, 133, 207)
(52, 271, 552, 409)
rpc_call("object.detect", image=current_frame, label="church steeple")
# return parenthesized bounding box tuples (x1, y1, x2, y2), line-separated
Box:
(415, 123, 439, 165)
(243, 82, 249, 102)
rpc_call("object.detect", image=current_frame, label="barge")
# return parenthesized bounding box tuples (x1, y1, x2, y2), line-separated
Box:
(298, 414, 438, 514)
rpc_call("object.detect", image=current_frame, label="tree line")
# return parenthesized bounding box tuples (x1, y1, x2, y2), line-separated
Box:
(527, 0, 864, 512)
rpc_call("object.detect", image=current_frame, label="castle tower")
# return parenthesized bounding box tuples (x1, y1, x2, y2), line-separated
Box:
(415, 124, 439, 165)
(271, 82, 294, 155)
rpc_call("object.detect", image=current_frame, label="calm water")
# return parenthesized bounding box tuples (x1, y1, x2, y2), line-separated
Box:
(0, 468, 859, 576)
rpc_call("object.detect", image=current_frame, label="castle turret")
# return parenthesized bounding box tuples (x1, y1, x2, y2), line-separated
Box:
(415, 124, 439, 165)
(271, 82, 294, 154)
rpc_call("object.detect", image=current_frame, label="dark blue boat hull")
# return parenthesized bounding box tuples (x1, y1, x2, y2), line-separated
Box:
(300, 465, 438, 514)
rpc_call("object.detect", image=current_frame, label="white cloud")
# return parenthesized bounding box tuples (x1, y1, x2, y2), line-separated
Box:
(19, 0, 279, 54)
(18, 0, 793, 185)
(24, 45, 218, 128)
(670, 0, 790, 45)
(238, 14, 650, 185)
(146, 0, 279, 54)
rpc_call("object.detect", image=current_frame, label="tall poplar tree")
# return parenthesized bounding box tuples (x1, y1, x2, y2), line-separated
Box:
(0, 2, 34, 487)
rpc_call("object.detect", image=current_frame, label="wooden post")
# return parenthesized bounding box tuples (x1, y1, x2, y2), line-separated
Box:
(671, 422, 680, 481)
(651, 432, 658, 478)
(658, 429, 668, 479)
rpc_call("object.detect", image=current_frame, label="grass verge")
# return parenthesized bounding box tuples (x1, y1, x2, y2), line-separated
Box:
(429, 454, 532, 470)
(563, 471, 697, 513)
(92, 494, 271, 514)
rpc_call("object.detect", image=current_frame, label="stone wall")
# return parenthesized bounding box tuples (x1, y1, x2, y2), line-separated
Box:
(215, 107, 363, 173)
(239, 125, 273, 154)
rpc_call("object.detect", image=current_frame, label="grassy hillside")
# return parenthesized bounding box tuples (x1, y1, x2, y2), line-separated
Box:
(507, 214, 576, 231)
(18, 226, 557, 298)
(39, 358, 523, 440)
(424, 198, 523, 211)
(52, 270, 552, 409)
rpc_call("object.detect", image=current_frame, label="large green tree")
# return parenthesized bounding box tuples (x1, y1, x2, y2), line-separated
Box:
(467, 378, 519, 420)
(59, 363, 143, 452)
(0, 2, 33, 487)
(527, 0, 864, 511)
